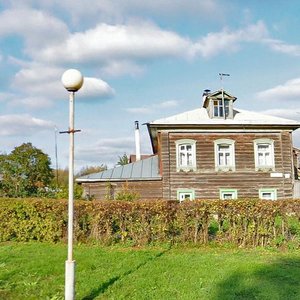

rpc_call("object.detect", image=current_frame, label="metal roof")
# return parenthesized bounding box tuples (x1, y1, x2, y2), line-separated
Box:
(76, 155, 161, 182)
(149, 107, 300, 127)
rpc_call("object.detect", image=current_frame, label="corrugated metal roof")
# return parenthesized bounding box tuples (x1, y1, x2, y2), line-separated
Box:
(76, 155, 161, 182)
(150, 107, 300, 127)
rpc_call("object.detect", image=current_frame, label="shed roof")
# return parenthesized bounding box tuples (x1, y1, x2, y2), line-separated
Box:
(76, 155, 161, 182)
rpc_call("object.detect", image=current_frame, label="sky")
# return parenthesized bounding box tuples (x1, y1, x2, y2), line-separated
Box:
(1, 0, 300, 171)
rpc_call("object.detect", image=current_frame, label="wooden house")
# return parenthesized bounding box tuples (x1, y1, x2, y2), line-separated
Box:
(77, 89, 300, 201)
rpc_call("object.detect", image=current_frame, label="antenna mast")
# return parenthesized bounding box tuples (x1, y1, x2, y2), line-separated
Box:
(219, 73, 230, 119)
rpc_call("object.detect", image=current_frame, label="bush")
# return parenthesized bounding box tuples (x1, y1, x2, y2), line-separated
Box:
(0, 198, 299, 248)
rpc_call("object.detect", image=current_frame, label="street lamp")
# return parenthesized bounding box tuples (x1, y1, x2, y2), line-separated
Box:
(61, 69, 84, 300)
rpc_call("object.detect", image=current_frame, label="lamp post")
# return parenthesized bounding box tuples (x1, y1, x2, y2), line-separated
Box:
(61, 69, 84, 300)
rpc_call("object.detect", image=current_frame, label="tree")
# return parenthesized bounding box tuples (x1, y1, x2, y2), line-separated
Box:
(116, 153, 129, 166)
(76, 164, 107, 177)
(0, 143, 53, 197)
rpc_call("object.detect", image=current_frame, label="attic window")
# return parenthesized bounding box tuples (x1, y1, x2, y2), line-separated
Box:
(213, 99, 229, 118)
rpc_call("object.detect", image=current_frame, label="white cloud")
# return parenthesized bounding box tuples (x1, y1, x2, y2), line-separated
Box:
(192, 21, 268, 57)
(0, 8, 69, 53)
(10, 96, 53, 109)
(11, 64, 114, 103)
(264, 38, 300, 56)
(35, 22, 191, 64)
(76, 136, 134, 167)
(101, 60, 144, 77)
(256, 78, 300, 102)
(12, 64, 64, 97)
(80, 77, 115, 99)
(10, 0, 220, 24)
(0, 114, 54, 136)
(126, 99, 179, 115)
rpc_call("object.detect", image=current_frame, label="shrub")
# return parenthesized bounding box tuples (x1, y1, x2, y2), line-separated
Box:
(0, 198, 299, 248)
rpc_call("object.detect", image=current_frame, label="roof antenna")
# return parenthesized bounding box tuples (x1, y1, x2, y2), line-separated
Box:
(219, 73, 230, 119)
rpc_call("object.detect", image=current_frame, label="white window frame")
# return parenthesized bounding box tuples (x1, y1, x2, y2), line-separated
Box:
(175, 139, 196, 171)
(220, 189, 238, 200)
(214, 139, 236, 171)
(213, 99, 230, 118)
(254, 139, 275, 171)
(259, 188, 277, 200)
(177, 189, 195, 202)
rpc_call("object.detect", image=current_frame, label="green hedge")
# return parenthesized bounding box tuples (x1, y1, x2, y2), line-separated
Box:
(0, 198, 299, 247)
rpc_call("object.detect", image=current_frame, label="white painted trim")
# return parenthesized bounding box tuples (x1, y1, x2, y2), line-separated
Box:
(259, 188, 277, 200)
(214, 139, 236, 172)
(177, 189, 195, 202)
(253, 138, 275, 171)
(219, 189, 238, 200)
(175, 139, 197, 171)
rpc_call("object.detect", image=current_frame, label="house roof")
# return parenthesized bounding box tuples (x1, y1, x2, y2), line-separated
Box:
(76, 155, 161, 182)
(146, 105, 300, 154)
(149, 107, 300, 127)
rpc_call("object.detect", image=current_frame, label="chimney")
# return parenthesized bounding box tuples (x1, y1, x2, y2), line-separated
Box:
(134, 121, 141, 161)
(202, 89, 211, 104)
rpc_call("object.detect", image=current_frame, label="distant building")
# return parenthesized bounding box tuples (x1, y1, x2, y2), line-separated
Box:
(77, 89, 300, 200)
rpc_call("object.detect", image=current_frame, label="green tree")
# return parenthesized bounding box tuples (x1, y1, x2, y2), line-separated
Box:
(0, 143, 53, 197)
(116, 153, 129, 166)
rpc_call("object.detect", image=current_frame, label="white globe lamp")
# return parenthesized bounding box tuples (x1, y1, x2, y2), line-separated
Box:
(61, 69, 84, 92)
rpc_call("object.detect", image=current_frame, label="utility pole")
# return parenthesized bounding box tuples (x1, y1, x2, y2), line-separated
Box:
(219, 73, 230, 119)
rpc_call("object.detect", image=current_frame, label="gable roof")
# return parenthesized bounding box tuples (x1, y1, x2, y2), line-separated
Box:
(203, 90, 237, 107)
(76, 155, 161, 182)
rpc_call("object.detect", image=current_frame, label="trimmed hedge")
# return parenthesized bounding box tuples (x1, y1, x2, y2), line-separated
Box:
(0, 198, 299, 247)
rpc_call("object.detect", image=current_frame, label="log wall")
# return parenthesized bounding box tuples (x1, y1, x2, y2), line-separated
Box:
(160, 130, 294, 200)
(81, 180, 163, 200)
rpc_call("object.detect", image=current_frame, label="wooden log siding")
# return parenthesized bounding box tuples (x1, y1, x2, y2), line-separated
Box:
(159, 131, 294, 200)
(81, 180, 163, 200)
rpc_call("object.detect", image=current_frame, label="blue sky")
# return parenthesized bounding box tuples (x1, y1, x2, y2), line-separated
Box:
(1, 0, 300, 171)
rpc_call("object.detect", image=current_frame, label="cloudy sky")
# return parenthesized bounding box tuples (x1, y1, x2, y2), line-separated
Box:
(1, 0, 300, 171)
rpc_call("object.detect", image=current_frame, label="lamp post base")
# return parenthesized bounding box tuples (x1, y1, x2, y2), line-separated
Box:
(65, 260, 76, 300)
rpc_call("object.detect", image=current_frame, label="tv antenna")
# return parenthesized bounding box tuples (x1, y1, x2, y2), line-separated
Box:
(219, 73, 230, 119)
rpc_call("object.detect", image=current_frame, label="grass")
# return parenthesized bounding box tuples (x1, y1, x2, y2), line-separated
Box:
(0, 242, 299, 299)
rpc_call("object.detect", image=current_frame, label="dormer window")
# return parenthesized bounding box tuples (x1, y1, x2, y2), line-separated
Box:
(213, 99, 230, 118)
(202, 90, 236, 119)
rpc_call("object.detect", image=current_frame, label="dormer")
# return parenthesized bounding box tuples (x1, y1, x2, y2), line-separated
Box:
(202, 89, 237, 119)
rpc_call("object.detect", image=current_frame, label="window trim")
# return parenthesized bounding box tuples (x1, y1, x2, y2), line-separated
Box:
(254, 138, 275, 171)
(219, 189, 238, 200)
(214, 139, 236, 171)
(175, 139, 197, 171)
(177, 189, 195, 202)
(259, 188, 277, 200)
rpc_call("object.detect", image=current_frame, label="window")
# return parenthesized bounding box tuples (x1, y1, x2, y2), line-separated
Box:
(259, 189, 277, 200)
(254, 139, 275, 170)
(213, 99, 229, 118)
(177, 189, 195, 202)
(214, 139, 235, 171)
(220, 189, 237, 200)
(176, 139, 196, 171)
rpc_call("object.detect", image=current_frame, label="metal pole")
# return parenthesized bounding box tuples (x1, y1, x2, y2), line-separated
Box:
(219, 73, 230, 119)
(54, 126, 59, 190)
(65, 91, 75, 300)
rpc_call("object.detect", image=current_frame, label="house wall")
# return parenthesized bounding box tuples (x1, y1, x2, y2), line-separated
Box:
(159, 130, 294, 200)
(81, 180, 163, 200)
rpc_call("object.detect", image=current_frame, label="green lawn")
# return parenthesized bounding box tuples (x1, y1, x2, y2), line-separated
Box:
(0, 242, 299, 300)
